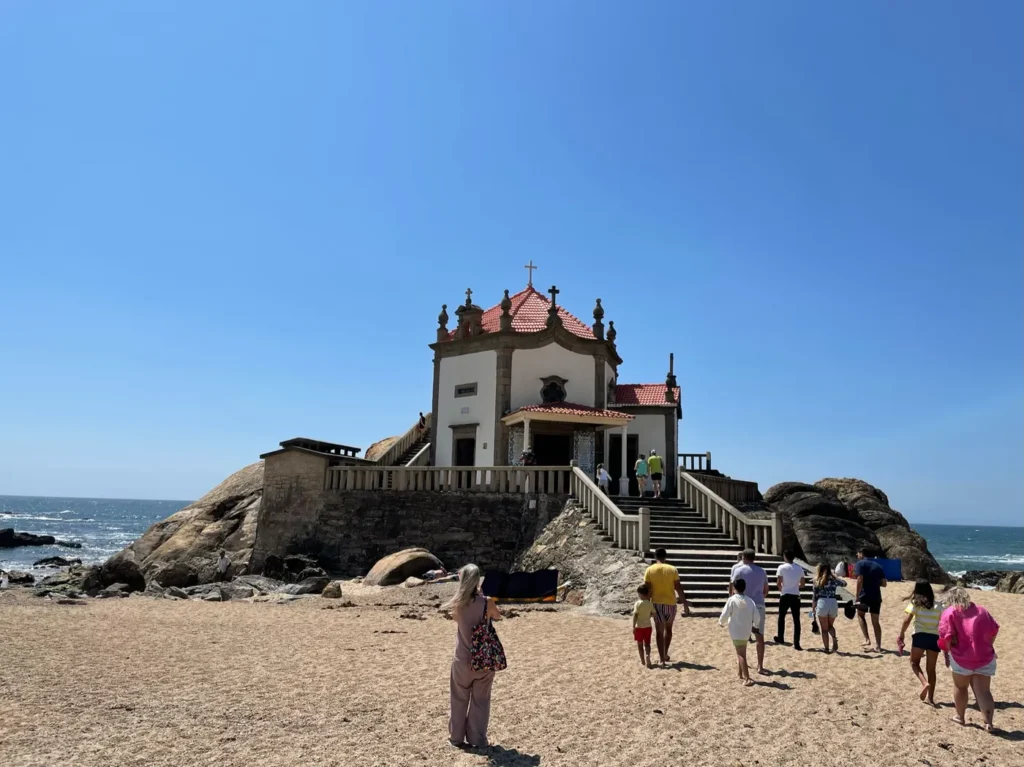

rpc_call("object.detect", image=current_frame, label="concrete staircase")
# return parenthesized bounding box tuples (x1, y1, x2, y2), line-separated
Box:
(615, 495, 813, 617)
(395, 437, 429, 467)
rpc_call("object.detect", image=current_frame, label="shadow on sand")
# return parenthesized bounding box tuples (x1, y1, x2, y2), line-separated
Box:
(772, 669, 817, 680)
(483, 745, 542, 766)
(654, 661, 717, 672)
(754, 680, 793, 690)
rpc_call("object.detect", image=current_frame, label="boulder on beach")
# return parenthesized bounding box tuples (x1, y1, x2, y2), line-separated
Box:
(261, 554, 327, 584)
(7, 570, 36, 585)
(959, 570, 1024, 594)
(82, 558, 146, 594)
(104, 461, 263, 587)
(762, 477, 950, 583)
(321, 580, 344, 599)
(363, 548, 444, 587)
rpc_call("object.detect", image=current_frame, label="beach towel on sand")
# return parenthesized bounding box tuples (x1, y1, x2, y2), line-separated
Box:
(482, 570, 559, 603)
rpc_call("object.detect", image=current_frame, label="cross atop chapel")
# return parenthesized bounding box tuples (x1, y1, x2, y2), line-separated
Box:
(524, 260, 537, 287)
(548, 284, 559, 307)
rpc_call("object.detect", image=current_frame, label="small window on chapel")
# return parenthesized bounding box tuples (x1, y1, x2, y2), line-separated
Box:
(540, 376, 568, 403)
(455, 383, 478, 398)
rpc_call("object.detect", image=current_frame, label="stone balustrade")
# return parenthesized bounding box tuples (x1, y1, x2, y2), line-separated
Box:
(678, 452, 712, 471)
(569, 466, 648, 554)
(679, 470, 781, 555)
(325, 465, 572, 494)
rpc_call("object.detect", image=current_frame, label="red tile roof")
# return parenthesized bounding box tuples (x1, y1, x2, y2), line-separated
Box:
(507, 402, 633, 420)
(613, 384, 681, 406)
(450, 287, 596, 340)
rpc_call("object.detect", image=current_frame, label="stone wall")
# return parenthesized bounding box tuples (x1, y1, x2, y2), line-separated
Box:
(251, 481, 567, 575)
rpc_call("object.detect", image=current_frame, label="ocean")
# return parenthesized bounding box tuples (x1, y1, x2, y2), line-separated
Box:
(1, 495, 1022, 579)
(0, 495, 190, 574)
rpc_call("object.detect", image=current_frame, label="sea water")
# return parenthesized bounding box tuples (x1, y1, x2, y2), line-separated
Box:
(0, 495, 189, 574)
(2, 494, 1022, 580)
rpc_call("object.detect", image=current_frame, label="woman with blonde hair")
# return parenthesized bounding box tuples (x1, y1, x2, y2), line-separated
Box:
(939, 587, 1000, 731)
(811, 560, 845, 654)
(445, 564, 503, 749)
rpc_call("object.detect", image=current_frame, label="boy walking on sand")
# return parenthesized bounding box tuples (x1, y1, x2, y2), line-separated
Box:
(720, 578, 759, 686)
(632, 584, 655, 667)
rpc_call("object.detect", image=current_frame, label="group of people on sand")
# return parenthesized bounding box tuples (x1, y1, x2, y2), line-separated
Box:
(446, 546, 1003, 750)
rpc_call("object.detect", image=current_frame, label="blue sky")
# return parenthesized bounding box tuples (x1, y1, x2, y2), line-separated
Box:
(1, 3, 1021, 525)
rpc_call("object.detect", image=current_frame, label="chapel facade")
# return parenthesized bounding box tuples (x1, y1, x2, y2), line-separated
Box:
(429, 277, 681, 495)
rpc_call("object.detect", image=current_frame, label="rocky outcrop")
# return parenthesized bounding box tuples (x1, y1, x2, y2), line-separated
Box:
(364, 436, 399, 462)
(82, 558, 146, 594)
(364, 548, 443, 587)
(106, 462, 263, 587)
(517, 499, 646, 616)
(0, 529, 81, 549)
(959, 570, 1024, 594)
(261, 554, 327, 584)
(6, 570, 35, 585)
(762, 478, 949, 583)
(33, 556, 82, 568)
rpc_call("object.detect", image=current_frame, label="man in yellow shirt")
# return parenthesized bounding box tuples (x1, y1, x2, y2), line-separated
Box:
(644, 548, 691, 664)
(647, 449, 665, 498)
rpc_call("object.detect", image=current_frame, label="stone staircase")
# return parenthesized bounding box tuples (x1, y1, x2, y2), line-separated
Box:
(615, 496, 814, 617)
(395, 437, 429, 467)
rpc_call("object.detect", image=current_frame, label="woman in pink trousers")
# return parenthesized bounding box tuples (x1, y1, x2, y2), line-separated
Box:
(446, 564, 503, 749)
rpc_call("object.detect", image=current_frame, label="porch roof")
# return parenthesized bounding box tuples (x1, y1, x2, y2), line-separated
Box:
(501, 401, 634, 428)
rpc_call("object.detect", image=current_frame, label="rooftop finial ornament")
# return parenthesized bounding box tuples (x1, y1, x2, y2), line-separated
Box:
(436, 303, 449, 342)
(499, 289, 513, 331)
(524, 259, 537, 287)
(545, 285, 562, 329)
(592, 298, 605, 340)
(464, 288, 473, 307)
(607, 320, 617, 343)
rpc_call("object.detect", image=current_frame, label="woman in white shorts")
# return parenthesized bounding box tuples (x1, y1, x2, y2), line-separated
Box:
(939, 587, 1000, 731)
(811, 562, 845, 654)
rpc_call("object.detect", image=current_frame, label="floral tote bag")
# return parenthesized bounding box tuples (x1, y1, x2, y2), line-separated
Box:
(470, 600, 508, 672)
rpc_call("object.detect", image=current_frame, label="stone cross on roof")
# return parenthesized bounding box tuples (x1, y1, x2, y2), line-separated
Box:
(548, 284, 559, 306)
(465, 288, 473, 306)
(524, 260, 537, 287)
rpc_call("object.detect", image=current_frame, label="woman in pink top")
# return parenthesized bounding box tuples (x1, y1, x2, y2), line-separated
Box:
(445, 564, 503, 749)
(938, 587, 1000, 731)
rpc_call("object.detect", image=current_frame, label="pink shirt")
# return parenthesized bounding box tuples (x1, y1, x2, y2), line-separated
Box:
(938, 603, 999, 669)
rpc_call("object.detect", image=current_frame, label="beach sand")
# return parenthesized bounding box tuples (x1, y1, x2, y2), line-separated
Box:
(1, 583, 1021, 767)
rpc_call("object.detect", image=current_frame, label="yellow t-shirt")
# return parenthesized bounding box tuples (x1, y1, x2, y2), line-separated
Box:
(647, 455, 664, 474)
(905, 602, 941, 635)
(644, 562, 679, 605)
(632, 599, 655, 627)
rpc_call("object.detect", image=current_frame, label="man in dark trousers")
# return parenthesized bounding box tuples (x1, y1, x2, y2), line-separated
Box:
(774, 549, 804, 650)
(854, 547, 887, 652)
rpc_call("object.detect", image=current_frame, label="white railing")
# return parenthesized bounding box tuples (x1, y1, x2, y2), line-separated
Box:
(678, 452, 712, 471)
(570, 466, 648, 554)
(405, 443, 430, 466)
(325, 465, 572, 494)
(374, 413, 432, 466)
(679, 470, 781, 555)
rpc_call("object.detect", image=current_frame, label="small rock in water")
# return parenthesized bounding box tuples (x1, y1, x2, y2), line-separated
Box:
(33, 556, 82, 568)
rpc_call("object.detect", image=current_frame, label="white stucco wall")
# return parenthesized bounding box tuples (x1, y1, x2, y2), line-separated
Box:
(436, 350, 497, 466)
(630, 412, 668, 493)
(511, 343, 596, 410)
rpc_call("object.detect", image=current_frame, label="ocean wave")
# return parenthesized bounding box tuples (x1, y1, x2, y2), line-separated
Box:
(938, 555, 1024, 566)
(0, 514, 93, 523)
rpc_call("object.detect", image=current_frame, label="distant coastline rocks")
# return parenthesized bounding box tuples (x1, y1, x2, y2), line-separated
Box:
(0, 529, 82, 549)
(763, 477, 950, 584)
(959, 570, 1024, 594)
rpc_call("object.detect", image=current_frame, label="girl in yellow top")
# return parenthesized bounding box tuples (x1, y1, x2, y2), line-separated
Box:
(898, 579, 949, 705)
(632, 584, 655, 667)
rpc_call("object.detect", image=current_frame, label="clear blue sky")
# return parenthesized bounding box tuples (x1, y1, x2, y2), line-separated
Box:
(1, 3, 1021, 525)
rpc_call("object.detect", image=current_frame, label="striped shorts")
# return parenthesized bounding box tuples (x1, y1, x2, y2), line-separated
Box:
(653, 603, 677, 624)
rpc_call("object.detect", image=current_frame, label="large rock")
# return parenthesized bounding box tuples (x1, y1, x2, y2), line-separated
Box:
(234, 575, 286, 594)
(33, 556, 82, 568)
(277, 576, 331, 595)
(762, 482, 879, 566)
(7, 570, 35, 585)
(959, 570, 1024, 594)
(815, 478, 949, 584)
(363, 548, 443, 587)
(104, 462, 263, 587)
(321, 580, 344, 599)
(82, 558, 146, 594)
(261, 554, 326, 584)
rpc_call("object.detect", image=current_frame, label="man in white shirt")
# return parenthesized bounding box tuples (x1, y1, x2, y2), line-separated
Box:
(774, 550, 805, 650)
(730, 548, 770, 674)
(216, 550, 231, 582)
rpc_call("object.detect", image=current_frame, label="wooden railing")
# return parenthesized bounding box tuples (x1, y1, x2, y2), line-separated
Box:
(570, 466, 648, 554)
(325, 465, 572, 493)
(374, 413, 432, 467)
(679, 470, 781, 555)
(679, 452, 712, 471)
(687, 473, 761, 504)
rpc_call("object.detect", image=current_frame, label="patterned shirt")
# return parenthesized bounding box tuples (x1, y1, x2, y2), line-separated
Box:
(813, 576, 843, 600)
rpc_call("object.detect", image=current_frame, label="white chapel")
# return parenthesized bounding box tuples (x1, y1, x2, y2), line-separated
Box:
(429, 267, 681, 495)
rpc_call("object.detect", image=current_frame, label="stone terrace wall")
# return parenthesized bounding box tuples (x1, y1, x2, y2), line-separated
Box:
(251, 477, 566, 575)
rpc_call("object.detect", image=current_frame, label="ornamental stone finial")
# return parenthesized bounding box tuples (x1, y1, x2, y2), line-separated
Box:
(607, 320, 617, 343)
(436, 303, 450, 342)
(499, 289, 513, 331)
(592, 298, 605, 340)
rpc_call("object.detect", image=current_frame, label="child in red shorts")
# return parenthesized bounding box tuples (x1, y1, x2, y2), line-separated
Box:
(633, 584, 655, 667)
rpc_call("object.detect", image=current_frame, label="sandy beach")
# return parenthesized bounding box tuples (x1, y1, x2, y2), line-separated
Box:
(1, 582, 1021, 767)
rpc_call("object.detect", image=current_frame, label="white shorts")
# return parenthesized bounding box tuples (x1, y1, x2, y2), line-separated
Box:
(753, 605, 766, 635)
(816, 598, 839, 618)
(950, 657, 996, 677)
